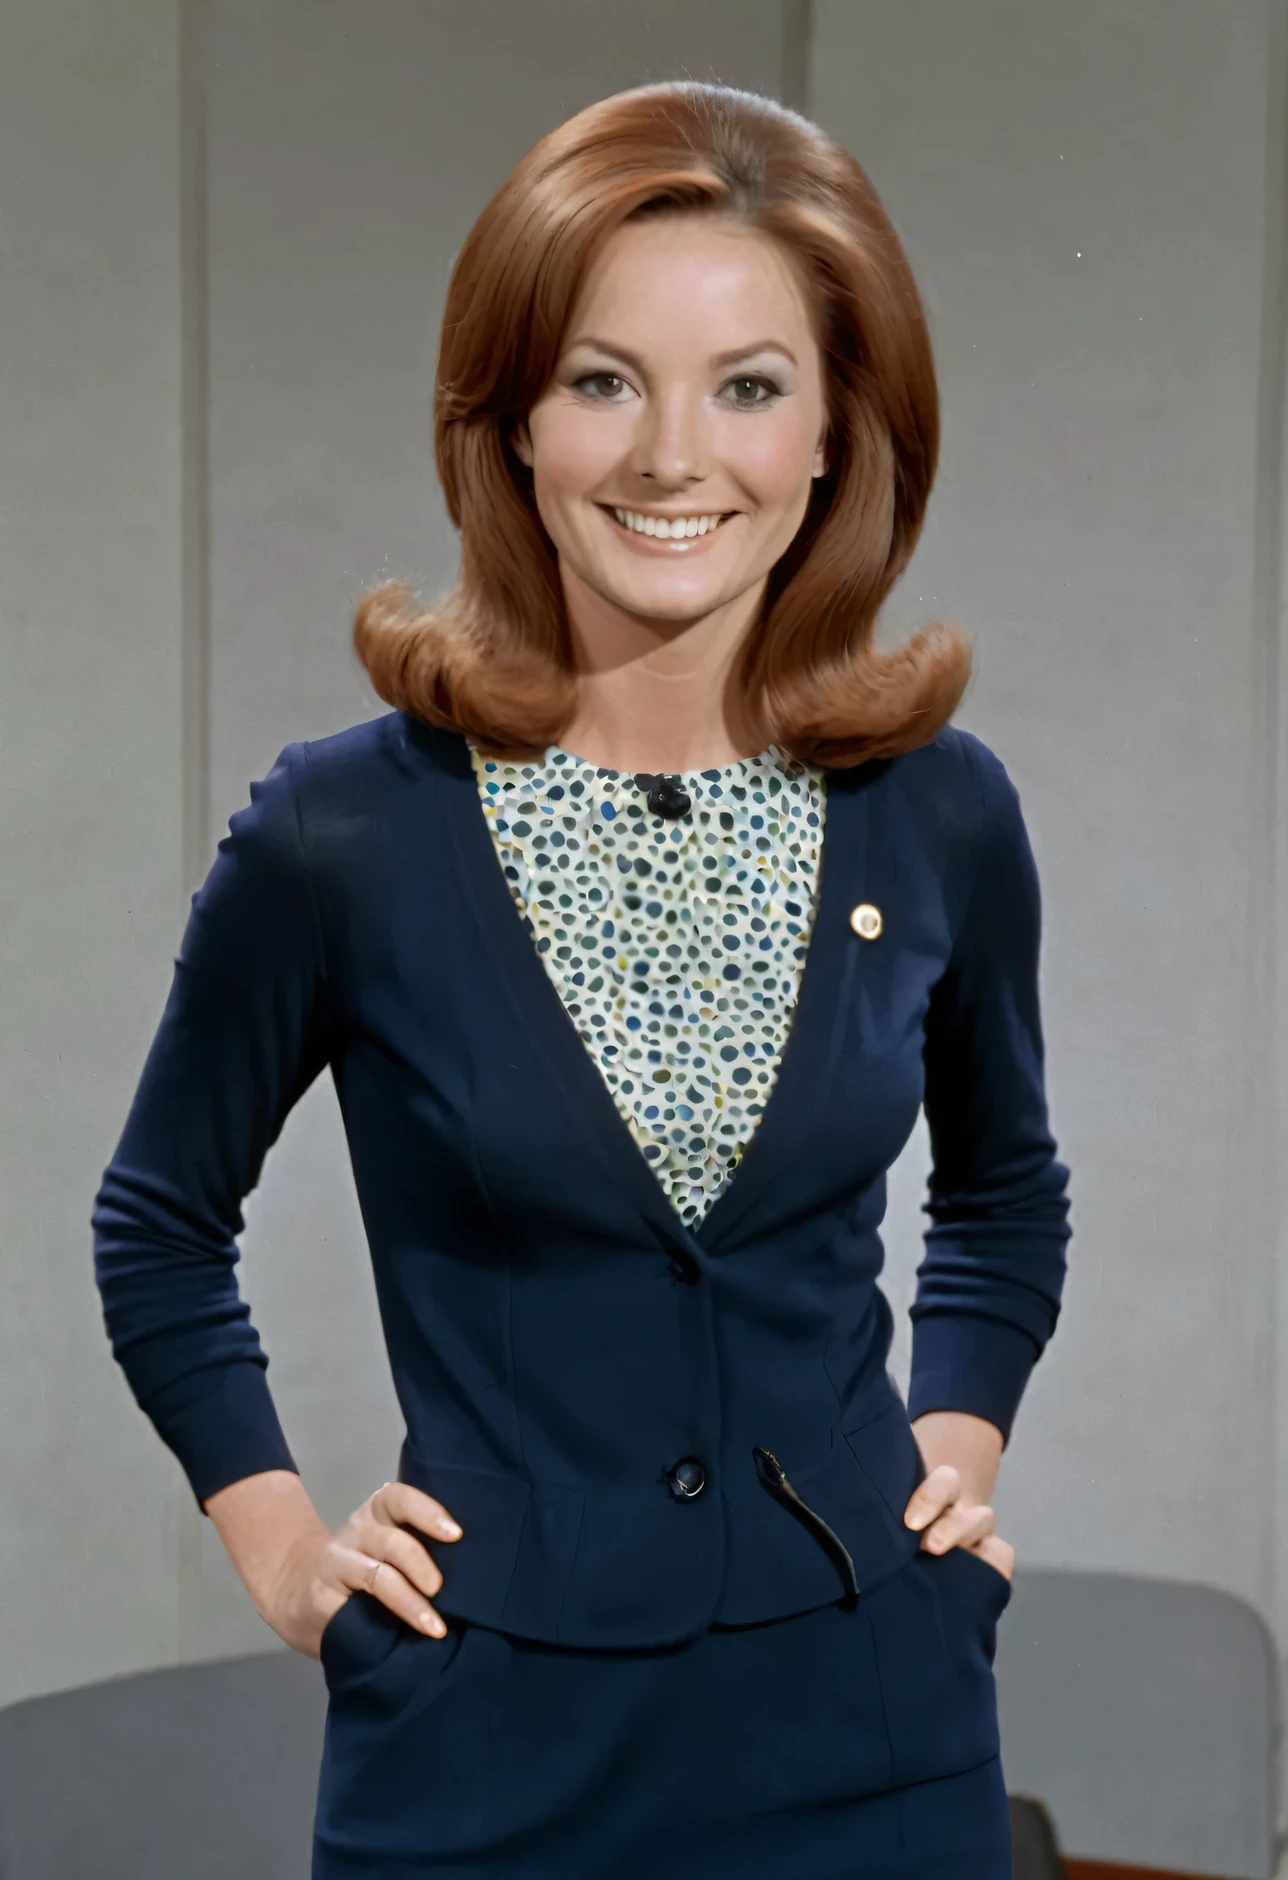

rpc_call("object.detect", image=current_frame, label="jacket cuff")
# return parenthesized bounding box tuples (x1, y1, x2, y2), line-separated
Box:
(906, 1313, 1041, 1448)
(143, 1361, 299, 1510)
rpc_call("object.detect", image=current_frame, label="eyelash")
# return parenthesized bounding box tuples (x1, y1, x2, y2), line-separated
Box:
(572, 372, 783, 410)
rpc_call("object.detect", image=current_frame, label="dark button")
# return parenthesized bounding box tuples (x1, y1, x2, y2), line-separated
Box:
(641, 776, 692, 820)
(667, 1254, 699, 1285)
(666, 1456, 707, 1500)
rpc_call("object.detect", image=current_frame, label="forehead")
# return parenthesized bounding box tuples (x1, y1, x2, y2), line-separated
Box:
(564, 215, 817, 349)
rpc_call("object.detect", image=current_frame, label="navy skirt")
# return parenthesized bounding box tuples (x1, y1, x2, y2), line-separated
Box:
(311, 1542, 1014, 1878)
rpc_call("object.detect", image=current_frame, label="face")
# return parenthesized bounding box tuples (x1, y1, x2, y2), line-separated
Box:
(513, 215, 828, 630)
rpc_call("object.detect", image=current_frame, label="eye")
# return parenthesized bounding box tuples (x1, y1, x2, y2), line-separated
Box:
(722, 375, 781, 410)
(573, 372, 633, 402)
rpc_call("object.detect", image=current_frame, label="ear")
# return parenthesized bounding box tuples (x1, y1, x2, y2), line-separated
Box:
(512, 420, 534, 468)
(811, 433, 827, 479)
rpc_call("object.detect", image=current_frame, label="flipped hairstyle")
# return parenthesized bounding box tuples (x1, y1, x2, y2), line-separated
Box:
(353, 82, 971, 766)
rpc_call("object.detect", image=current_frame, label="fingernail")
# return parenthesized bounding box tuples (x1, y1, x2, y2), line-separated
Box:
(441, 1520, 462, 1540)
(420, 1613, 444, 1636)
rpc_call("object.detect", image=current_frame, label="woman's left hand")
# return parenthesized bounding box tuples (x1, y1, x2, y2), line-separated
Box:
(904, 1410, 1015, 1582)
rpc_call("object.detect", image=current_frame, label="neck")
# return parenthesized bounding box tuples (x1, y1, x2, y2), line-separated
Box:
(557, 566, 767, 773)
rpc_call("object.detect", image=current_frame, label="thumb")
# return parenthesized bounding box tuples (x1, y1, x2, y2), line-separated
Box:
(903, 1462, 961, 1530)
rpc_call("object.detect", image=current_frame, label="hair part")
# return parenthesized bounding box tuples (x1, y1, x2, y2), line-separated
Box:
(353, 82, 971, 767)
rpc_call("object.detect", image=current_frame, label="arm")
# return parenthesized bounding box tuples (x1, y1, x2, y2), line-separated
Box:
(92, 743, 461, 1646)
(903, 736, 1071, 1553)
(92, 742, 328, 1510)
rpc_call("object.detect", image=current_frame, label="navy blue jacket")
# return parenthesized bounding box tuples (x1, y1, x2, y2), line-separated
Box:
(92, 712, 1071, 1648)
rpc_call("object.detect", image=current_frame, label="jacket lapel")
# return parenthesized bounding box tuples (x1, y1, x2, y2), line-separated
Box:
(430, 725, 883, 1262)
(433, 729, 703, 1261)
(695, 767, 878, 1253)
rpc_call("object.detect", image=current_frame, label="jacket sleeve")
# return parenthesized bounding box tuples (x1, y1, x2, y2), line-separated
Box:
(91, 742, 332, 1509)
(907, 734, 1072, 1447)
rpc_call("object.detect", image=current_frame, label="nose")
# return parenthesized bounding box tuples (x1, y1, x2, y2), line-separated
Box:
(628, 384, 711, 490)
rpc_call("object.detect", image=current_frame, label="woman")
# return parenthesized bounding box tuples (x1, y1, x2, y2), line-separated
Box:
(93, 82, 1071, 1877)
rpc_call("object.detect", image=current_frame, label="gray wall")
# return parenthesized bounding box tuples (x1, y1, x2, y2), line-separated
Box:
(0, 0, 188, 1698)
(814, 0, 1283, 1604)
(3, 0, 1287, 1869)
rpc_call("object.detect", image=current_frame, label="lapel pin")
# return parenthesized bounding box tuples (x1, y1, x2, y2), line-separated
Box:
(850, 902, 882, 940)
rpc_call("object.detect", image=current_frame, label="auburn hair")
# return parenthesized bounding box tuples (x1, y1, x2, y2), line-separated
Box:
(353, 82, 971, 767)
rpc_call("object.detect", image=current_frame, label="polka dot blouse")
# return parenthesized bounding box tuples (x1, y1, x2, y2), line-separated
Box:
(470, 742, 827, 1228)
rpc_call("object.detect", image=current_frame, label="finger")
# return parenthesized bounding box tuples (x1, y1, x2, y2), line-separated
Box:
(921, 1503, 996, 1555)
(374, 1524, 445, 1602)
(335, 1544, 448, 1638)
(355, 1504, 446, 1598)
(970, 1533, 1015, 1581)
(902, 1463, 961, 1531)
(372, 1481, 462, 1542)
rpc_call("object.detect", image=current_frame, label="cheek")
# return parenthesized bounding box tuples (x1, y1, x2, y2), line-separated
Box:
(722, 409, 819, 510)
(530, 410, 625, 514)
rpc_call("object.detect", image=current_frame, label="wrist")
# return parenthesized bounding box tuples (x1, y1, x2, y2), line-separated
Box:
(203, 1469, 330, 1615)
(910, 1408, 1004, 1502)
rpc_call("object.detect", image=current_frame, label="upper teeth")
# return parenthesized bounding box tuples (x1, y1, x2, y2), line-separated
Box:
(612, 509, 727, 539)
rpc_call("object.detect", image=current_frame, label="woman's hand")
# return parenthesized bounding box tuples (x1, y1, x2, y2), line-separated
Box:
(273, 1481, 464, 1655)
(905, 1409, 1015, 1582)
(203, 1470, 464, 1657)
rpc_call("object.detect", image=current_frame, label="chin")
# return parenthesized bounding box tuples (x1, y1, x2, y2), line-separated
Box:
(601, 576, 734, 624)
(624, 597, 727, 629)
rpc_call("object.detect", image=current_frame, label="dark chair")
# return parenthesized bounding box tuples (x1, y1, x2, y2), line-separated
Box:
(995, 1569, 1276, 1875)
(1011, 1795, 1067, 1878)
(0, 1650, 326, 1879)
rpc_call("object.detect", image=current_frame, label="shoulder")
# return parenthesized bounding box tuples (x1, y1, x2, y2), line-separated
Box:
(294, 710, 465, 793)
(279, 711, 467, 826)
(873, 723, 1017, 843)
(257, 712, 468, 872)
(834, 726, 1031, 932)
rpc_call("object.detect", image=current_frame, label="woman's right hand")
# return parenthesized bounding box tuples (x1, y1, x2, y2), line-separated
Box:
(262, 1480, 464, 1656)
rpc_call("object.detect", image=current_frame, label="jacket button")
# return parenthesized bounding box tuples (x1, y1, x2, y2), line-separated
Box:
(850, 901, 882, 939)
(667, 1457, 707, 1500)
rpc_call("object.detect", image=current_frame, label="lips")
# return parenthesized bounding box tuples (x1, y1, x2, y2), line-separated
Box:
(600, 504, 738, 550)
(610, 506, 733, 539)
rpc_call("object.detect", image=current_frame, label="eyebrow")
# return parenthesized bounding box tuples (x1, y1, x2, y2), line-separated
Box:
(564, 335, 799, 371)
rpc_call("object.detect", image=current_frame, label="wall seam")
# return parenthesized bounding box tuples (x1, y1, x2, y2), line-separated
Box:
(180, 0, 211, 906)
(177, 0, 212, 1662)
(780, 0, 813, 113)
(1258, 0, 1288, 1864)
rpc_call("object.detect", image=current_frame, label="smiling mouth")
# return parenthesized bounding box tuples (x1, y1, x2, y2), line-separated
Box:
(604, 506, 735, 541)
